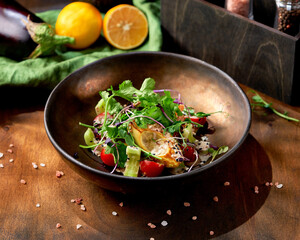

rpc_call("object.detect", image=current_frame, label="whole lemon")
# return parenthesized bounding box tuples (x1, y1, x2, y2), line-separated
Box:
(55, 2, 102, 49)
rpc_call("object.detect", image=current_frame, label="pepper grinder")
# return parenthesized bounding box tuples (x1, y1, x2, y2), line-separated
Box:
(275, 0, 300, 36)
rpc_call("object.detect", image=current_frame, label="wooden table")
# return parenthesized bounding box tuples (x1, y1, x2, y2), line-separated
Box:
(0, 85, 299, 240)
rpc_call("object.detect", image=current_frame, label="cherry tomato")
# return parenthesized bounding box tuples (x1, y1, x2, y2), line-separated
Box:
(182, 146, 196, 162)
(140, 160, 164, 177)
(100, 148, 115, 166)
(93, 112, 112, 126)
(188, 116, 207, 125)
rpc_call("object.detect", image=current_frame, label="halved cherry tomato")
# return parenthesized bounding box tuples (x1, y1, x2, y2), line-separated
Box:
(93, 112, 112, 126)
(140, 160, 164, 177)
(182, 146, 196, 162)
(100, 148, 115, 166)
(186, 116, 207, 125)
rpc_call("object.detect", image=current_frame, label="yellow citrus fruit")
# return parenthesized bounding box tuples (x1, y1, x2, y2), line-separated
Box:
(103, 4, 148, 50)
(55, 2, 102, 49)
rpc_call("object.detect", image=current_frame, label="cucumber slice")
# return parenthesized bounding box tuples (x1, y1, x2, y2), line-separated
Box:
(95, 99, 105, 115)
(124, 146, 141, 177)
(84, 128, 95, 146)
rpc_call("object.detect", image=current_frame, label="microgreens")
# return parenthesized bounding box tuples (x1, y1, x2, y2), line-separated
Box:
(249, 90, 299, 122)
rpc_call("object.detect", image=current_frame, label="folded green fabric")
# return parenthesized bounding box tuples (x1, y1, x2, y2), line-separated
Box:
(0, 0, 162, 89)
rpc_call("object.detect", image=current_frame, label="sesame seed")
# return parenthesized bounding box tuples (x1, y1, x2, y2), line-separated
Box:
(9, 159, 14, 163)
(209, 231, 215, 236)
(36, 203, 41, 208)
(224, 181, 230, 186)
(20, 179, 26, 184)
(270, 182, 273, 186)
(254, 186, 259, 194)
(166, 209, 172, 215)
(265, 182, 270, 186)
(274, 182, 279, 186)
(9, 144, 14, 148)
(192, 216, 197, 221)
(161, 220, 168, 227)
(184, 202, 191, 207)
(112, 211, 118, 216)
(276, 183, 283, 189)
(0, 164, 4, 168)
(150, 238, 155, 240)
(80, 205, 86, 211)
(119, 202, 124, 207)
(76, 224, 82, 230)
(7, 149, 13, 153)
(213, 196, 219, 202)
(0, 153, 3, 158)
(56, 223, 61, 229)
(32, 163, 38, 169)
(40, 163, 46, 167)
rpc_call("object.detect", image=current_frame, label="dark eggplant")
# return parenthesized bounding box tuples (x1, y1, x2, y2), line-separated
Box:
(0, 0, 43, 60)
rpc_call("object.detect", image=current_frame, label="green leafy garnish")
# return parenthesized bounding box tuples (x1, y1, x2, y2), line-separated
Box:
(208, 146, 229, 163)
(250, 90, 299, 122)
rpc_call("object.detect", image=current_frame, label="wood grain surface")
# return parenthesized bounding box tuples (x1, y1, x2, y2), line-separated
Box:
(161, 0, 300, 105)
(0, 85, 299, 240)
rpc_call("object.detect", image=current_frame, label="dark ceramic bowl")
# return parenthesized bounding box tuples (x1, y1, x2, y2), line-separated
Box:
(44, 52, 251, 194)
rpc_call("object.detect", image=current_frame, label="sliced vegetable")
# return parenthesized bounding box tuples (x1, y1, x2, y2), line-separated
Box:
(182, 146, 196, 161)
(140, 160, 164, 177)
(84, 128, 95, 146)
(182, 123, 196, 143)
(100, 148, 115, 166)
(95, 99, 105, 115)
(123, 146, 141, 177)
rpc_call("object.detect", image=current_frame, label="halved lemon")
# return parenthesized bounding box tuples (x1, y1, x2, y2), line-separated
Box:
(103, 4, 148, 50)
(129, 122, 183, 168)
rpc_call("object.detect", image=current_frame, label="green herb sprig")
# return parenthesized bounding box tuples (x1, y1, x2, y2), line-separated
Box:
(249, 90, 299, 122)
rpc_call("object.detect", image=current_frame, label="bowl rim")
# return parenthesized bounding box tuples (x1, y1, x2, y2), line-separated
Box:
(44, 51, 251, 182)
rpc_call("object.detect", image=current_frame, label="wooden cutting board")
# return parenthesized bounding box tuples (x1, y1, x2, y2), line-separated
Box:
(0, 85, 299, 240)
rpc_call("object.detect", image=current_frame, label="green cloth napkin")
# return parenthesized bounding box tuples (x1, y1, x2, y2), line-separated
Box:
(0, 0, 162, 89)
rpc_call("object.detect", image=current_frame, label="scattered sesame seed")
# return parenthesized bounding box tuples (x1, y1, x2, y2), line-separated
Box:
(147, 223, 156, 229)
(7, 149, 13, 153)
(9, 159, 14, 163)
(20, 179, 26, 184)
(112, 211, 118, 216)
(56, 223, 61, 229)
(36, 203, 41, 208)
(254, 186, 259, 194)
(40, 163, 46, 167)
(76, 224, 82, 230)
(192, 216, 197, 221)
(209, 231, 215, 236)
(161, 220, 168, 227)
(0, 164, 3, 168)
(9, 144, 14, 148)
(184, 202, 191, 207)
(224, 181, 230, 186)
(0, 153, 3, 158)
(80, 205, 86, 211)
(276, 183, 283, 189)
(119, 202, 124, 207)
(213, 196, 219, 202)
(166, 210, 172, 216)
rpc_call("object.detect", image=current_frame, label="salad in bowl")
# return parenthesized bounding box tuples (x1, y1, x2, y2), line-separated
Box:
(80, 78, 228, 177)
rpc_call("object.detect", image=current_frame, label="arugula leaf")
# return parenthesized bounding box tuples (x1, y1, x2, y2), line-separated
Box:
(250, 90, 299, 122)
(140, 77, 156, 91)
(208, 146, 229, 162)
(105, 142, 127, 168)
